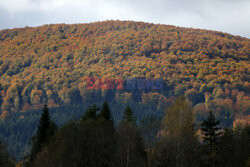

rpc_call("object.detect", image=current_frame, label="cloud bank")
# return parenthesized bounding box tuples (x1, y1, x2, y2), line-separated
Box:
(0, 0, 249, 38)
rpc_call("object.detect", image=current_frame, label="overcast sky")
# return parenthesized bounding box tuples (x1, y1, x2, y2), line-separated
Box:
(0, 0, 249, 38)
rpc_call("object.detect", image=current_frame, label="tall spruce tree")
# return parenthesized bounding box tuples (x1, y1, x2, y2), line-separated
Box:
(28, 104, 56, 162)
(201, 111, 221, 146)
(200, 111, 222, 167)
(100, 101, 113, 124)
(117, 106, 147, 167)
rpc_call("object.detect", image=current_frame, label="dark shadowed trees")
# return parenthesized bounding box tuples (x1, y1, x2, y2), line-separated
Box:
(217, 126, 250, 167)
(139, 115, 160, 167)
(0, 141, 15, 167)
(30, 103, 117, 167)
(20, 101, 249, 167)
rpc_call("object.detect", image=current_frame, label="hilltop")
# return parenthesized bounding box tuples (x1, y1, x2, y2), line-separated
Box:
(0, 20, 249, 123)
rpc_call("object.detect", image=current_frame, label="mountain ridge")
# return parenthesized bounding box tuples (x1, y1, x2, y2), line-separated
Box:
(1, 20, 249, 40)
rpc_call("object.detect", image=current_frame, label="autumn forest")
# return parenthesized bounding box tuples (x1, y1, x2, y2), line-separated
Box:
(0, 20, 249, 166)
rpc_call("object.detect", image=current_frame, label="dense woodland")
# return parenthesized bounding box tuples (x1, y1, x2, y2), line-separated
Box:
(1, 99, 249, 167)
(0, 21, 249, 121)
(0, 100, 165, 160)
(0, 21, 249, 165)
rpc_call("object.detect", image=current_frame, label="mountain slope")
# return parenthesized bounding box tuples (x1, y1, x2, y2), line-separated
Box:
(0, 20, 249, 121)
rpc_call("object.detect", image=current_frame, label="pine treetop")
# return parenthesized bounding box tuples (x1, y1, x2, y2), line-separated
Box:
(122, 106, 136, 125)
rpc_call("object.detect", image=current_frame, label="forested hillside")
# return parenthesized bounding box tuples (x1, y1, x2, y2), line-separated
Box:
(0, 20, 249, 124)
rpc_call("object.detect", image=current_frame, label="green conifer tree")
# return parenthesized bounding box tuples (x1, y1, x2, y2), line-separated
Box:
(201, 111, 221, 146)
(122, 106, 136, 125)
(100, 101, 113, 124)
(28, 104, 56, 163)
(81, 104, 99, 121)
(117, 106, 147, 167)
(200, 111, 222, 167)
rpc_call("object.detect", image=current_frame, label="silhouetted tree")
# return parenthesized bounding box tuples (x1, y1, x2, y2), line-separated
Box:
(117, 106, 147, 167)
(100, 101, 113, 124)
(27, 104, 56, 164)
(200, 111, 222, 167)
(201, 111, 221, 146)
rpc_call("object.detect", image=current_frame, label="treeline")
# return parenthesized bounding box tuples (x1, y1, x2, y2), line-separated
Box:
(18, 97, 250, 167)
(0, 101, 164, 160)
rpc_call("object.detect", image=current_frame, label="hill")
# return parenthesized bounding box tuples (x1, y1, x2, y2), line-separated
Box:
(0, 20, 249, 123)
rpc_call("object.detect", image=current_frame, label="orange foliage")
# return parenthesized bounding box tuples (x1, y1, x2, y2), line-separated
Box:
(0, 20, 248, 117)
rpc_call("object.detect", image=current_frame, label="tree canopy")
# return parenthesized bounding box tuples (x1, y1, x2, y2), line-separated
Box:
(0, 21, 249, 125)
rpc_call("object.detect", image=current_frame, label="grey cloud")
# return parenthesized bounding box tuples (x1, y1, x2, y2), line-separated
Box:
(0, 0, 249, 38)
(0, 7, 48, 29)
(117, 0, 250, 37)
